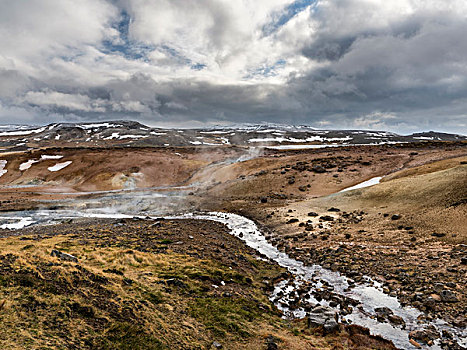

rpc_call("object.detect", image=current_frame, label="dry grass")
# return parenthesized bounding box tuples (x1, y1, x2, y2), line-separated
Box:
(0, 219, 337, 350)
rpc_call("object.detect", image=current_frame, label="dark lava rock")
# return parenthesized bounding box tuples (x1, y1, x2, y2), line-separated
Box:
(308, 212, 319, 217)
(286, 218, 299, 224)
(328, 207, 340, 212)
(311, 165, 326, 173)
(260, 197, 268, 203)
(288, 177, 296, 185)
(431, 232, 446, 238)
(319, 215, 334, 221)
(298, 186, 307, 192)
(391, 214, 401, 220)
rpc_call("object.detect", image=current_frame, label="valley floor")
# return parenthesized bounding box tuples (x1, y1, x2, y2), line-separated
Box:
(0, 141, 465, 349)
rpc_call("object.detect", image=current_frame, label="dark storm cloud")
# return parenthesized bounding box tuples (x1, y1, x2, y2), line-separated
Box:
(0, 0, 466, 134)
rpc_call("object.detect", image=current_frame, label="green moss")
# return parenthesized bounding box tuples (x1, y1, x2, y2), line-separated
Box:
(93, 322, 166, 350)
(158, 239, 173, 245)
(189, 297, 263, 338)
(146, 291, 164, 305)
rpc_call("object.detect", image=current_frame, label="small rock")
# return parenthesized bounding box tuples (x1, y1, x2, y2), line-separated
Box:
(212, 341, 223, 349)
(391, 214, 401, 220)
(409, 327, 440, 344)
(308, 212, 319, 217)
(311, 165, 326, 173)
(260, 197, 268, 203)
(440, 290, 459, 302)
(409, 338, 422, 348)
(431, 232, 446, 238)
(388, 314, 406, 327)
(51, 249, 78, 263)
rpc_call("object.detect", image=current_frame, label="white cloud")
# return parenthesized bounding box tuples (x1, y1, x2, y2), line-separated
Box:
(22, 91, 105, 112)
(0, 0, 466, 134)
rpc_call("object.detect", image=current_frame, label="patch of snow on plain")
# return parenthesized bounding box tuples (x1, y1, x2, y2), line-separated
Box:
(55, 135, 61, 140)
(190, 141, 202, 145)
(41, 155, 63, 160)
(266, 144, 342, 150)
(220, 137, 230, 144)
(0, 160, 7, 177)
(0, 126, 47, 136)
(79, 123, 121, 129)
(200, 131, 231, 134)
(248, 137, 288, 143)
(150, 132, 167, 136)
(48, 161, 72, 172)
(119, 135, 148, 139)
(256, 129, 284, 133)
(339, 177, 383, 193)
(326, 136, 353, 141)
(19, 159, 39, 171)
(414, 136, 434, 140)
(104, 132, 120, 140)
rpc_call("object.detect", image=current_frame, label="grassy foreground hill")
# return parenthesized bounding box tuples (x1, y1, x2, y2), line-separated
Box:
(0, 218, 395, 349)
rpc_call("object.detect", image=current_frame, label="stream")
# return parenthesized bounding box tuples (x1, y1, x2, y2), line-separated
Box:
(0, 190, 465, 349)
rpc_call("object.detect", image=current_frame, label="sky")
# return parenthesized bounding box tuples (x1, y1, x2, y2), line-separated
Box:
(0, 0, 466, 134)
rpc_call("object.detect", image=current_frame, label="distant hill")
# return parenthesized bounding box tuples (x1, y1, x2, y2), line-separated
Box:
(0, 121, 465, 150)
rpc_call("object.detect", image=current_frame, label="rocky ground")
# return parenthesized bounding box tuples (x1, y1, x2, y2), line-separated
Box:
(210, 150, 466, 349)
(0, 218, 395, 349)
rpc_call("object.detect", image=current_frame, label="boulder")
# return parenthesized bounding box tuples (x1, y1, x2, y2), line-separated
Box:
(307, 305, 339, 334)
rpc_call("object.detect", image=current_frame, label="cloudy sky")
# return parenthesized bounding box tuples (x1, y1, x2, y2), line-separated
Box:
(0, 0, 466, 134)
